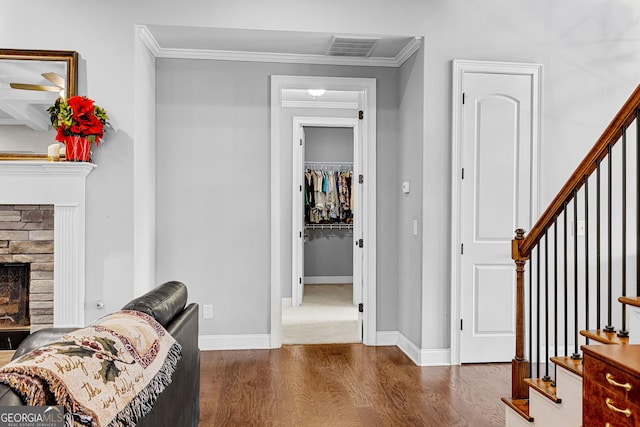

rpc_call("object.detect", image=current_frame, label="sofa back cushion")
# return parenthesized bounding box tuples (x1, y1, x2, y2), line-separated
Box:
(121, 281, 188, 327)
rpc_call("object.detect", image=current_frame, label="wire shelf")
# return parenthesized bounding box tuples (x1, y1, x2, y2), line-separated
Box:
(305, 222, 353, 230)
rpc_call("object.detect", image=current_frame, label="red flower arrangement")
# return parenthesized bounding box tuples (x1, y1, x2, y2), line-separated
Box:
(48, 96, 109, 144)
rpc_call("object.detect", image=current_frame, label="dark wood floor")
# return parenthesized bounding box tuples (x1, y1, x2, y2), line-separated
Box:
(199, 344, 509, 426)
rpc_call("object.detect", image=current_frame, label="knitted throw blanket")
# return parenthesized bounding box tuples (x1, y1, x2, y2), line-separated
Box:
(0, 310, 182, 427)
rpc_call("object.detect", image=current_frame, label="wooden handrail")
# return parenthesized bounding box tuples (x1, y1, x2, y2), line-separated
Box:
(520, 84, 640, 258)
(510, 83, 640, 400)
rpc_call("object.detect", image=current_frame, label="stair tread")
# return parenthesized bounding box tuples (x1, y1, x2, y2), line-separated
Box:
(580, 329, 630, 345)
(619, 295, 640, 307)
(501, 397, 533, 422)
(550, 356, 583, 377)
(524, 377, 561, 403)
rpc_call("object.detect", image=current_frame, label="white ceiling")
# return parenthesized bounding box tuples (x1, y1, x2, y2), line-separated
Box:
(143, 25, 422, 67)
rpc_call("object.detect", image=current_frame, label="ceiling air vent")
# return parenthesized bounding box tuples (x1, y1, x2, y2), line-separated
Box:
(326, 36, 379, 57)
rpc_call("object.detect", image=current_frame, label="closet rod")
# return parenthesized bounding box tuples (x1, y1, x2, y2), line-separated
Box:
(305, 161, 353, 170)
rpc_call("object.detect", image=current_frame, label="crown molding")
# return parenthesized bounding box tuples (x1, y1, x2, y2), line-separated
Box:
(137, 25, 423, 68)
(136, 25, 161, 56)
(281, 100, 359, 110)
(156, 47, 404, 67)
(395, 37, 423, 65)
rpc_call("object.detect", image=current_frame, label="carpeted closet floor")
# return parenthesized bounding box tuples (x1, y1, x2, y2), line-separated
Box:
(282, 283, 360, 344)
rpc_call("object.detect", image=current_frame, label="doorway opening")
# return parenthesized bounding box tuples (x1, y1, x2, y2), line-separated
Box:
(284, 124, 360, 344)
(270, 75, 377, 348)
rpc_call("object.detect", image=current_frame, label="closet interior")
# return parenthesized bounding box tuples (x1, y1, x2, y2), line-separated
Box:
(282, 125, 360, 344)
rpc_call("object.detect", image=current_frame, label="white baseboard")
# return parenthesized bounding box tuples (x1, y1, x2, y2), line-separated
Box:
(199, 334, 271, 351)
(304, 276, 353, 284)
(377, 331, 451, 366)
(376, 331, 399, 346)
(282, 297, 292, 308)
(419, 348, 451, 366)
(198, 331, 451, 367)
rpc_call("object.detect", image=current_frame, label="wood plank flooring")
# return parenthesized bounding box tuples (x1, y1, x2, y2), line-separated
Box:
(199, 344, 509, 426)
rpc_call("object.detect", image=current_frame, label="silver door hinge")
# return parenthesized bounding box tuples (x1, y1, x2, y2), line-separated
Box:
(359, 174, 364, 184)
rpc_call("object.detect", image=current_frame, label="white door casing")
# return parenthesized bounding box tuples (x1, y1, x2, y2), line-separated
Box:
(451, 60, 541, 364)
(271, 75, 377, 348)
(292, 118, 362, 310)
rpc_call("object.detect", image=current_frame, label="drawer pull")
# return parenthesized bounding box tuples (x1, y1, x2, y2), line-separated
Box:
(606, 398, 632, 417)
(606, 373, 633, 391)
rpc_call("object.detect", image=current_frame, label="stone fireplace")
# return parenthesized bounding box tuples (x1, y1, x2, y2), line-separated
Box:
(0, 205, 54, 334)
(0, 161, 94, 334)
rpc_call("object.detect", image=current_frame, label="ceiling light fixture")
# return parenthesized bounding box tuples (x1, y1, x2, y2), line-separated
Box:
(307, 89, 326, 98)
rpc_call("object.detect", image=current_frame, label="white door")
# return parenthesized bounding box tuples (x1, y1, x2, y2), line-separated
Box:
(459, 70, 536, 363)
(352, 120, 363, 309)
(293, 126, 306, 306)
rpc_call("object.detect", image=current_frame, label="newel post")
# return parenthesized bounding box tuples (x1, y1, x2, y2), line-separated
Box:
(512, 228, 530, 399)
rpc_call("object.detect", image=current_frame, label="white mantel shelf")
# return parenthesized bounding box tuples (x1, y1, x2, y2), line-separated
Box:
(0, 160, 96, 328)
(0, 160, 96, 176)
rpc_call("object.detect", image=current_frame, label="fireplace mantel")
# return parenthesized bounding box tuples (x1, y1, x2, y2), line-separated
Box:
(0, 161, 95, 328)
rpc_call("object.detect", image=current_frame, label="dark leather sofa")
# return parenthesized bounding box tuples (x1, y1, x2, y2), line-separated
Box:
(0, 281, 200, 427)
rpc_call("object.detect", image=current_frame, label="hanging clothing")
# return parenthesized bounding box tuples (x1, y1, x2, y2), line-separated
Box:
(304, 165, 353, 225)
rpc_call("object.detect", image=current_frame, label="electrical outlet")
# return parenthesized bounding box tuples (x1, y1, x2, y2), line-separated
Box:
(203, 304, 213, 319)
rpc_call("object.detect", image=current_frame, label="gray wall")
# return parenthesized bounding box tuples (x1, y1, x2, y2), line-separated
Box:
(305, 126, 353, 162)
(304, 126, 353, 279)
(397, 48, 424, 346)
(3, 0, 639, 353)
(155, 59, 402, 335)
(304, 230, 353, 277)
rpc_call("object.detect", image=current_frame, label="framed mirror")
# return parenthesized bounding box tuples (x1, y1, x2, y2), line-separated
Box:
(0, 49, 78, 159)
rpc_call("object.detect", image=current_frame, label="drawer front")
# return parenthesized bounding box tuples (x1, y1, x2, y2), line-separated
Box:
(584, 378, 640, 427)
(584, 356, 640, 402)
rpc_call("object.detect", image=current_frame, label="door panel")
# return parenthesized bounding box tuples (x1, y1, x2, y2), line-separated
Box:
(474, 265, 515, 333)
(475, 96, 519, 241)
(460, 72, 533, 363)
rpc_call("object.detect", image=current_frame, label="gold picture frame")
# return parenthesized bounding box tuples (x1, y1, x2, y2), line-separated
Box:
(0, 49, 78, 160)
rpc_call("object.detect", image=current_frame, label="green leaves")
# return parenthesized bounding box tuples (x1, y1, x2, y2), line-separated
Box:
(98, 359, 121, 384)
(94, 337, 119, 358)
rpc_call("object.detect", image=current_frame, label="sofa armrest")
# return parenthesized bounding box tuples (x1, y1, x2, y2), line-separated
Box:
(137, 303, 200, 427)
(121, 281, 188, 327)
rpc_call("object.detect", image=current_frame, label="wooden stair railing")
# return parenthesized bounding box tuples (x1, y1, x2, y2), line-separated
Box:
(511, 84, 640, 400)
